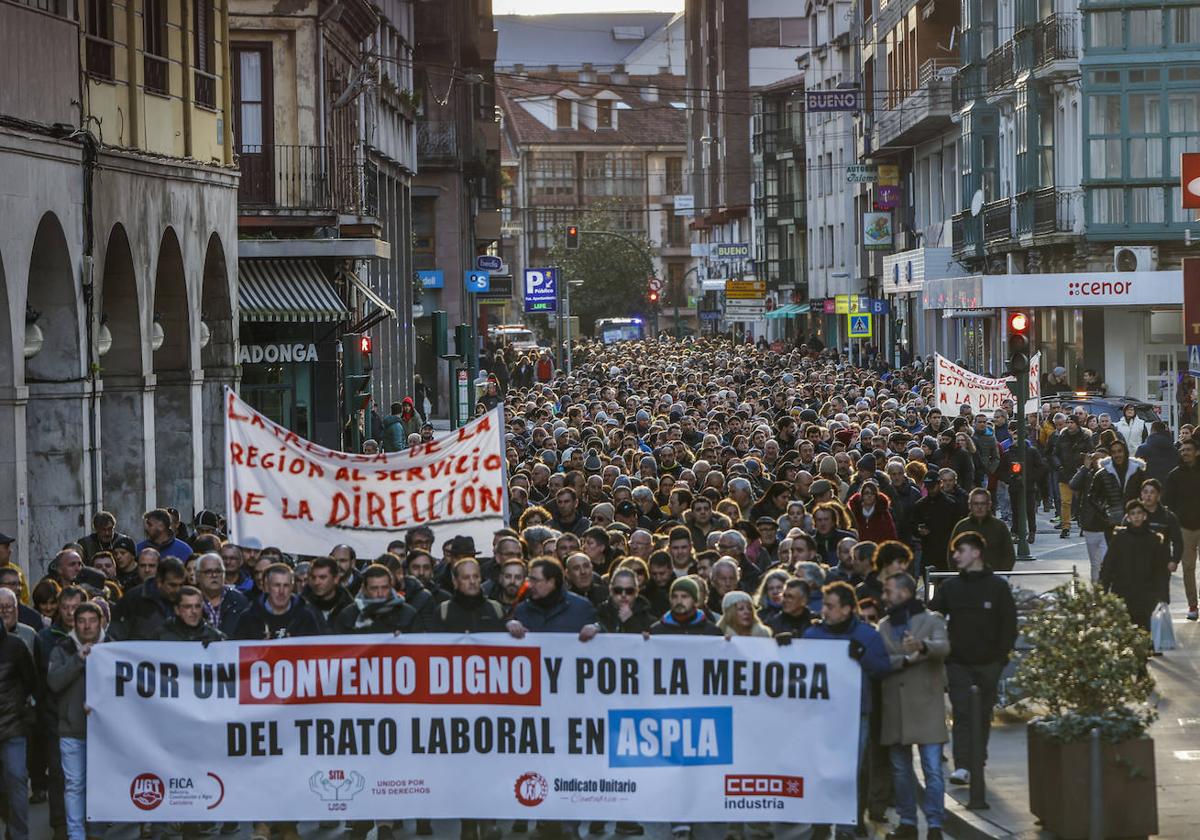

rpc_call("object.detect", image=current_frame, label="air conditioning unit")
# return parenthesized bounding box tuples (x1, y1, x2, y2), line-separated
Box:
(1113, 245, 1158, 272)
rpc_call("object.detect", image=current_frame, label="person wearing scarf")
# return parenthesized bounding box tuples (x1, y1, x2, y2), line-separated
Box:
(877, 572, 950, 839)
(332, 565, 419, 635)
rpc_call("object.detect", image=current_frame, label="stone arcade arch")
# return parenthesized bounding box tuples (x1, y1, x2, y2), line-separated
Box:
(24, 212, 88, 574)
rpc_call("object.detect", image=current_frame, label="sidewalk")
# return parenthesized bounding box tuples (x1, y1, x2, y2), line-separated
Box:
(927, 510, 1200, 840)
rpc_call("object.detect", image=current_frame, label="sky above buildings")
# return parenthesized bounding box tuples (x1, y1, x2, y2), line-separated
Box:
(494, 0, 682, 13)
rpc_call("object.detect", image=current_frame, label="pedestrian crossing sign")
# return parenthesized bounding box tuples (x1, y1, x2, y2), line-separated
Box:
(848, 313, 872, 339)
(1190, 344, 1200, 377)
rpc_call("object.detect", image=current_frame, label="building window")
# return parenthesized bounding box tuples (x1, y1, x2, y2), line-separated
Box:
(1130, 187, 1165, 223)
(1171, 7, 1200, 44)
(233, 47, 269, 149)
(666, 212, 686, 247)
(556, 98, 573, 129)
(665, 157, 683, 193)
(1128, 9, 1163, 47)
(413, 198, 436, 270)
(1088, 11, 1122, 48)
(530, 209, 575, 252)
(528, 152, 576, 198)
(85, 0, 114, 79)
(596, 99, 613, 129)
(1087, 94, 1122, 179)
(583, 152, 645, 198)
(1127, 92, 1163, 178)
(194, 0, 217, 108)
(144, 0, 169, 95)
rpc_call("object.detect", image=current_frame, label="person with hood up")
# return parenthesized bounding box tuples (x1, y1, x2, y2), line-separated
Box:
(1135, 420, 1179, 484)
(848, 481, 899, 544)
(1089, 440, 1147, 528)
(1101, 499, 1173, 632)
(332, 564, 420, 635)
(933, 431, 974, 490)
(380, 399, 420, 452)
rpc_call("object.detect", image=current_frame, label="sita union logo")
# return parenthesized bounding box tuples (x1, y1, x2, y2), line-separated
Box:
(130, 773, 165, 811)
(514, 772, 548, 807)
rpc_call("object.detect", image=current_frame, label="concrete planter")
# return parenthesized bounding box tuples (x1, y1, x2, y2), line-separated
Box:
(1027, 722, 1157, 839)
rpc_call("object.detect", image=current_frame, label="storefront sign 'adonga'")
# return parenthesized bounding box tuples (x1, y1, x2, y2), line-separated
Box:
(223, 387, 506, 557)
(85, 635, 861, 824)
(238, 343, 320, 364)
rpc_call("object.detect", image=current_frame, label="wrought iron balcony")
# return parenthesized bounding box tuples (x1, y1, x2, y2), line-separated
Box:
(986, 42, 1014, 93)
(982, 197, 1014, 243)
(238, 144, 375, 216)
(1032, 14, 1079, 69)
(1016, 187, 1080, 236)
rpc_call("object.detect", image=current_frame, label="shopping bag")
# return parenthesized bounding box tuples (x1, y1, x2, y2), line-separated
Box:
(1151, 602, 1177, 652)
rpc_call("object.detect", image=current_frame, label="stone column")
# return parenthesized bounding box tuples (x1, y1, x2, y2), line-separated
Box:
(152, 370, 202, 519)
(201, 366, 237, 515)
(99, 373, 155, 534)
(0, 385, 30, 577)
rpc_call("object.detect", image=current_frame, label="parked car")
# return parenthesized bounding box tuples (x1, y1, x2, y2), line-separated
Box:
(1039, 393, 1160, 425)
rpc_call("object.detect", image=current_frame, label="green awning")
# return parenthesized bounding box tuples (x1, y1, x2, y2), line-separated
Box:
(793, 303, 811, 314)
(765, 303, 803, 319)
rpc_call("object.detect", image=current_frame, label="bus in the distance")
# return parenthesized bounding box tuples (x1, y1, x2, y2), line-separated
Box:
(594, 317, 645, 345)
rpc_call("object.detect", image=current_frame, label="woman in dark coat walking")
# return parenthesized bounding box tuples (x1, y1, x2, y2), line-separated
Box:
(1100, 499, 1172, 631)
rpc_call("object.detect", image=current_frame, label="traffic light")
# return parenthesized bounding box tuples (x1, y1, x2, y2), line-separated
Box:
(565, 225, 580, 250)
(1007, 311, 1030, 374)
(358, 334, 373, 372)
(432, 310, 450, 358)
(648, 288, 660, 307)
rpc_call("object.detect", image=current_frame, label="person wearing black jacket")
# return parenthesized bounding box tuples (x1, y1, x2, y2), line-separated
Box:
(233, 564, 325, 640)
(1051, 416, 1093, 537)
(933, 431, 974, 491)
(595, 569, 655, 634)
(1100, 500, 1173, 632)
(765, 578, 816, 637)
(812, 504, 858, 565)
(0, 616, 36, 840)
(911, 474, 966, 573)
(434, 559, 507, 633)
(1164, 438, 1200, 620)
(301, 556, 355, 624)
(155, 587, 226, 643)
(929, 532, 1018, 788)
(333, 565, 421, 635)
(1089, 442, 1147, 528)
(1140, 480, 1183, 569)
(109, 557, 187, 641)
(1070, 451, 1111, 582)
(1136, 421, 1179, 484)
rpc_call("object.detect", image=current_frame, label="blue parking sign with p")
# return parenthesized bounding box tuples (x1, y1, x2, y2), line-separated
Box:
(524, 268, 558, 313)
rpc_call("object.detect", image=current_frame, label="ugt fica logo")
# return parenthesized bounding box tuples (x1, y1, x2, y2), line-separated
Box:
(130, 773, 165, 811)
(310, 769, 367, 802)
(514, 772, 548, 807)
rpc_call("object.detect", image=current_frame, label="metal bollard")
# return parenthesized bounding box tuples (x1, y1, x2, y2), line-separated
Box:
(966, 684, 990, 810)
(1088, 727, 1104, 840)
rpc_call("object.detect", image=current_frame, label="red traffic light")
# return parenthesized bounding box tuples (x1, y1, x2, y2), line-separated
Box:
(1009, 311, 1029, 334)
(359, 335, 372, 354)
(1010, 461, 1022, 476)
(648, 289, 659, 303)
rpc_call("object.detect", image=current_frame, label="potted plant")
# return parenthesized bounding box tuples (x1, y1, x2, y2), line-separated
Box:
(1014, 581, 1158, 839)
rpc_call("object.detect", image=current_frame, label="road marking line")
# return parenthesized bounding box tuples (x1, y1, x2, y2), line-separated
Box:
(1173, 750, 1200, 761)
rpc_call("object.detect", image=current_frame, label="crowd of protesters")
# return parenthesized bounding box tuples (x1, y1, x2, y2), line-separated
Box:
(0, 334, 1193, 840)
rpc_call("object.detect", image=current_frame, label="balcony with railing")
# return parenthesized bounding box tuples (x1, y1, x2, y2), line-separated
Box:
(1016, 186, 1080, 237)
(986, 41, 1014, 94)
(874, 61, 957, 152)
(417, 120, 458, 165)
(982, 197, 1013, 243)
(238, 144, 375, 216)
(952, 211, 981, 260)
(1032, 14, 1079, 72)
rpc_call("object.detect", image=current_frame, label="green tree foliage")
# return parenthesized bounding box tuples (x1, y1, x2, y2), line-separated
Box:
(546, 203, 657, 333)
(1014, 581, 1157, 742)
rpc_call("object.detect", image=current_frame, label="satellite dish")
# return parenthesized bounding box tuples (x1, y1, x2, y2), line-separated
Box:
(970, 189, 984, 217)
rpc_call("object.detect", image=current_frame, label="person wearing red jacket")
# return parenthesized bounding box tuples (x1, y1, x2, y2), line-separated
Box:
(848, 481, 899, 543)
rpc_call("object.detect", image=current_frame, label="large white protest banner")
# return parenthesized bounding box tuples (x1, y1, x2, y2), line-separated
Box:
(87, 634, 861, 824)
(933, 352, 1041, 414)
(223, 388, 506, 557)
